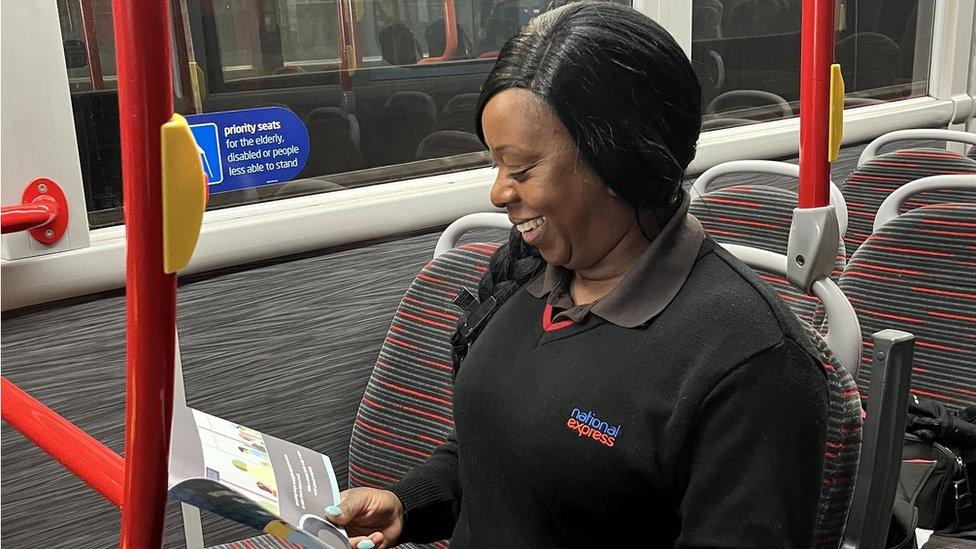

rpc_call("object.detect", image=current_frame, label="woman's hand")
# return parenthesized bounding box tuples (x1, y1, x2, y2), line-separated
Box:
(324, 487, 405, 549)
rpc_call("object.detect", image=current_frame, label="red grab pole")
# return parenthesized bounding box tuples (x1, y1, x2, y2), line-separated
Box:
(111, 0, 178, 546)
(1, 377, 125, 507)
(798, 0, 834, 209)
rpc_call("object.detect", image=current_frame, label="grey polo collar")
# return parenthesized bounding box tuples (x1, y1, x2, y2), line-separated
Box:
(525, 190, 705, 328)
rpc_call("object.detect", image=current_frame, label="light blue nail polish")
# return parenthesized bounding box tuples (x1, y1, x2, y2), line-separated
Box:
(325, 505, 342, 516)
(356, 541, 376, 549)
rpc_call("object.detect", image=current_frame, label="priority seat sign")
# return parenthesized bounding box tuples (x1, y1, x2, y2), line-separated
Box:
(187, 107, 310, 193)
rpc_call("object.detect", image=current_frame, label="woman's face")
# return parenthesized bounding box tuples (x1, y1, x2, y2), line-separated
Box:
(482, 88, 639, 271)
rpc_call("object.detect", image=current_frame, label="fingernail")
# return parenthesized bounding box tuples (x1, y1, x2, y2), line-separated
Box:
(356, 541, 375, 549)
(325, 505, 342, 516)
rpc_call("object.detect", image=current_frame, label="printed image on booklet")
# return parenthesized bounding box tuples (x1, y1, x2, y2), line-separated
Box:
(168, 403, 347, 548)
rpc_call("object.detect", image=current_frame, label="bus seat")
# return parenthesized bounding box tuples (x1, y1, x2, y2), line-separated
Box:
(272, 178, 344, 199)
(690, 161, 848, 325)
(198, 240, 502, 549)
(843, 97, 887, 109)
(712, 243, 863, 549)
(208, 537, 295, 548)
(424, 19, 473, 60)
(435, 93, 479, 133)
(692, 5, 722, 39)
(700, 117, 758, 131)
(705, 89, 793, 122)
(370, 213, 860, 549)
(378, 23, 422, 66)
(835, 33, 899, 93)
(857, 129, 976, 166)
(968, 145, 976, 161)
(839, 194, 976, 410)
(415, 131, 485, 161)
(347, 234, 503, 549)
(301, 107, 364, 178)
(841, 149, 976, 260)
(692, 50, 725, 108)
(725, 0, 798, 37)
(383, 91, 438, 165)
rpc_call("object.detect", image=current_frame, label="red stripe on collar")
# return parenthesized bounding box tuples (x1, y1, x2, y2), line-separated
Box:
(542, 303, 575, 332)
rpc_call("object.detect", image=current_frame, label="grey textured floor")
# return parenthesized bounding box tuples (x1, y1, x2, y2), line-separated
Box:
(0, 139, 945, 548)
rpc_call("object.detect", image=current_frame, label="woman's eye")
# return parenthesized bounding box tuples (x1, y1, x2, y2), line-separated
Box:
(508, 166, 534, 182)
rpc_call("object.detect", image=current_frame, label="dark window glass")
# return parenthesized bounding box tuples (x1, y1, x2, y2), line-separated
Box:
(692, 0, 934, 131)
(62, 0, 638, 227)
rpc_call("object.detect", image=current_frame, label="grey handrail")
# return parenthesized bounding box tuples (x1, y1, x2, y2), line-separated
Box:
(691, 160, 849, 238)
(858, 129, 976, 166)
(874, 174, 976, 232)
(720, 244, 862, 377)
(434, 212, 511, 258)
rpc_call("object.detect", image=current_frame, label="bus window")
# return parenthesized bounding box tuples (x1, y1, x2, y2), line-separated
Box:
(59, 0, 642, 228)
(693, 0, 934, 131)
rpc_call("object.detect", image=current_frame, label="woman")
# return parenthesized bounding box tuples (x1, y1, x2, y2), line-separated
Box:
(327, 3, 829, 547)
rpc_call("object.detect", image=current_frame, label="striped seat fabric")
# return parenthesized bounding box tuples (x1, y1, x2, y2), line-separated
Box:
(690, 184, 845, 325)
(347, 243, 500, 549)
(205, 245, 498, 549)
(839, 203, 976, 410)
(208, 536, 303, 549)
(805, 324, 863, 549)
(841, 148, 976, 259)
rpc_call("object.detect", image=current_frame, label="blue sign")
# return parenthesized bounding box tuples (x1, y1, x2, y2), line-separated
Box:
(186, 107, 309, 193)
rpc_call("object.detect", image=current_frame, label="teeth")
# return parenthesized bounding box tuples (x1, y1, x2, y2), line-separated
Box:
(516, 216, 546, 233)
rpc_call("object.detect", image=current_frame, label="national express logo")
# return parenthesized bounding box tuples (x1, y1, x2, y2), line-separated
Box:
(566, 408, 620, 448)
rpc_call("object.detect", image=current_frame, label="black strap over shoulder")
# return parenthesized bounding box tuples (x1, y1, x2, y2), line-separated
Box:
(450, 288, 501, 379)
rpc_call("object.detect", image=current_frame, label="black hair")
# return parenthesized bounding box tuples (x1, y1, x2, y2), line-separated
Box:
(452, 1, 702, 371)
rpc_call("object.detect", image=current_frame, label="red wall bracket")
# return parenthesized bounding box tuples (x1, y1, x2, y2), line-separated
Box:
(0, 178, 70, 244)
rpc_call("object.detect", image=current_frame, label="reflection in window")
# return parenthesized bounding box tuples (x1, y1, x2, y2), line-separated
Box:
(57, 0, 117, 91)
(692, 0, 934, 131)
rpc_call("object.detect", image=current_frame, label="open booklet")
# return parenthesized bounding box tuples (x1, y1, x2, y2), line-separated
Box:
(169, 402, 349, 548)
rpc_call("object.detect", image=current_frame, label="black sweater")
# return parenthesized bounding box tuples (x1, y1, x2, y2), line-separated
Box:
(390, 239, 829, 548)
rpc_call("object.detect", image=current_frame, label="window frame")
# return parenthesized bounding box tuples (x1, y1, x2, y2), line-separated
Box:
(1, 0, 973, 311)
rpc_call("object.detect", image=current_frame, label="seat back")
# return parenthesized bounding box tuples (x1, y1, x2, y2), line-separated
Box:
(301, 107, 364, 177)
(415, 130, 485, 161)
(692, 186, 823, 323)
(692, 6, 722, 39)
(835, 33, 899, 92)
(378, 22, 421, 65)
(435, 93, 479, 133)
(839, 202, 976, 410)
(722, 244, 862, 548)
(347, 242, 499, 548)
(840, 149, 976, 258)
(705, 89, 793, 122)
(725, 0, 798, 37)
(382, 91, 437, 165)
(806, 324, 864, 549)
(690, 161, 848, 325)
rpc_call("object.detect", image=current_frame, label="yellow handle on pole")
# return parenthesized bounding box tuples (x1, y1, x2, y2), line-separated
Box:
(161, 113, 207, 274)
(828, 64, 845, 163)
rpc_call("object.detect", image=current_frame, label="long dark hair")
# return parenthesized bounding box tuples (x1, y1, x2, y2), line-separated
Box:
(452, 1, 702, 370)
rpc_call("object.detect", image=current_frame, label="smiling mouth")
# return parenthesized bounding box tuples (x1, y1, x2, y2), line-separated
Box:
(515, 216, 547, 244)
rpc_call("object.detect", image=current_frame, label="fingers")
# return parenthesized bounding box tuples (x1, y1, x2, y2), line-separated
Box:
(348, 532, 385, 549)
(325, 488, 367, 526)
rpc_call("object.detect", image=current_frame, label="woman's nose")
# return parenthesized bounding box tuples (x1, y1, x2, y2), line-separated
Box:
(489, 173, 518, 209)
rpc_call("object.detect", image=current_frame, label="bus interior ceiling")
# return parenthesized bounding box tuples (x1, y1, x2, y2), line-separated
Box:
(0, 138, 946, 548)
